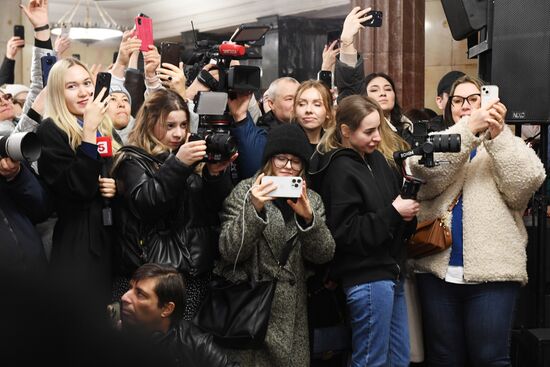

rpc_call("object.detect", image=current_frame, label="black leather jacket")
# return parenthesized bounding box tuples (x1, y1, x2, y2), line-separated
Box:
(153, 320, 239, 367)
(112, 146, 232, 277)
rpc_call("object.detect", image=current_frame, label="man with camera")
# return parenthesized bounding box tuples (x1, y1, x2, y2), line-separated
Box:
(0, 156, 51, 277)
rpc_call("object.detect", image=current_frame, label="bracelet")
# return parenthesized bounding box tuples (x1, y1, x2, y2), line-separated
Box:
(34, 24, 50, 32)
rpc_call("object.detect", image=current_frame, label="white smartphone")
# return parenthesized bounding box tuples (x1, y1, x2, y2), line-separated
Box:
(261, 176, 303, 198)
(481, 85, 499, 108)
(60, 23, 71, 38)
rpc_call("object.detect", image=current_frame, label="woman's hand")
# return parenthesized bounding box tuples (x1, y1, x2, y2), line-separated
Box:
(54, 36, 71, 59)
(176, 138, 207, 166)
(99, 177, 116, 198)
(486, 102, 507, 139)
(467, 98, 501, 136)
(340, 7, 371, 50)
(392, 195, 420, 222)
(116, 31, 142, 67)
(250, 173, 276, 213)
(287, 180, 313, 225)
(321, 40, 340, 71)
(5, 37, 25, 60)
(82, 87, 108, 143)
(206, 152, 238, 176)
(0, 157, 21, 181)
(157, 62, 187, 97)
(143, 45, 161, 79)
(20, 0, 49, 29)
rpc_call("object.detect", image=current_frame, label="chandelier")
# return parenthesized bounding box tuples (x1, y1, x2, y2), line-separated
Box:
(51, 0, 127, 44)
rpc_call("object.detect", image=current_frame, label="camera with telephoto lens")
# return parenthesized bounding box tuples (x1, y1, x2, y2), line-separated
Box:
(393, 121, 461, 199)
(0, 132, 41, 162)
(188, 91, 237, 162)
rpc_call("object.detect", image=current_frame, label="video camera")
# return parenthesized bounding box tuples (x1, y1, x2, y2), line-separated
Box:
(185, 24, 270, 162)
(184, 24, 270, 94)
(393, 121, 461, 199)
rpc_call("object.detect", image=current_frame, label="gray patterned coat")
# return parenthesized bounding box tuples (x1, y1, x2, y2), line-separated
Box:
(216, 176, 335, 367)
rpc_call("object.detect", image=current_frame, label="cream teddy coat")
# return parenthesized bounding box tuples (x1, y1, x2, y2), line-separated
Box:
(409, 118, 546, 284)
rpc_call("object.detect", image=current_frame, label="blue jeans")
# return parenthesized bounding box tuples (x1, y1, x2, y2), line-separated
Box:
(344, 279, 410, 367)
(416, 273, 519, 367)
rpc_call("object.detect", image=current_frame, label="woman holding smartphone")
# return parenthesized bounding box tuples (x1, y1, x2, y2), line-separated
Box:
(216, 123, 335, 367)
(310, 95, 418, 366)
(36, 57, 119, 301)
(409, 75, 546, 366)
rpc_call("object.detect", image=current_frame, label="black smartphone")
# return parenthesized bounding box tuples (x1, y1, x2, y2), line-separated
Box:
(318, 70, 332, 89)
(40, 55, 57, 87)
(160, 42, 180, 67)
(94, 72, 112, 102)
(112, 51, 118, 64)
(14, 25, 24, 46)
(72, 53, 81, 60)
(362, 10, 383, 27)
(326, 29, 340, 49)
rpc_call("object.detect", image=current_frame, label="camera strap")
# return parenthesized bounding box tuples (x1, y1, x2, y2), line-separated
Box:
(198, 69, 219, 91)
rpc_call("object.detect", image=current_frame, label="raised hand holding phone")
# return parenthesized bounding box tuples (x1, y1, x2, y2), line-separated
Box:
(94, 72, 112, 102)
(82, 87, 109, 143)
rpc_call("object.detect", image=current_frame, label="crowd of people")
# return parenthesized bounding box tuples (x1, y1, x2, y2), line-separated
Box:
(2, 1, 547, 367)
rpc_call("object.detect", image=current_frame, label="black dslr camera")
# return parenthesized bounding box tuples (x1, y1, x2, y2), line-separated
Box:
(393, 121, 461, 199)
(188, 92, 237, 162)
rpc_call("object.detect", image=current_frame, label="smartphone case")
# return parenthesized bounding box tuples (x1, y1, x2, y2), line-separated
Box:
(261, 176, 303, 198)
(41, 55, 57, 87)
(481, 85, 499, 108)
(160, 42, 180, 66)
(363, 11, 383, 27)
(94, 72, 112, 102)
(135, 16, 154, 52)
(14, 25, 25, 41)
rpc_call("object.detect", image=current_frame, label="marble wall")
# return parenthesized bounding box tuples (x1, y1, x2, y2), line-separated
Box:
(424, 0, 478, 113)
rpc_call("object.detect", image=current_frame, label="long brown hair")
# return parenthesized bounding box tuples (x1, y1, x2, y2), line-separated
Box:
(127, 89, 189, 156)
(318, 95, 408, 167)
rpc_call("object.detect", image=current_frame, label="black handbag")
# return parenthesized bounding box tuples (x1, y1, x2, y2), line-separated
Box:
(194, 234, 296, 349)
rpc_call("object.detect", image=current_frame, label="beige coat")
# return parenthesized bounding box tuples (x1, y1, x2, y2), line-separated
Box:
(216, 176, 336, 367)
(409, 118, 546, 284)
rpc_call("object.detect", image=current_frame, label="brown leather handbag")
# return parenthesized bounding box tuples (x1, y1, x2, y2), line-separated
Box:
(407, 194, 460, 259)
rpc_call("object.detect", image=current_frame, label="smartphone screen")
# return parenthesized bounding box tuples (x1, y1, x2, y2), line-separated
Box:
(94, 72, 112, 102)
(135, 16, 154, 52)
(362, 10, 383, 27)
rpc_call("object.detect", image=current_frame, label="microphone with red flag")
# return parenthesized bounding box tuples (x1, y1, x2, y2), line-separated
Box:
(97, 136, 113, 226)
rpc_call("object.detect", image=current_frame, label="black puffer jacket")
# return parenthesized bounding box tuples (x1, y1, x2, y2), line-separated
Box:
(112, 146, 232, 277)
(153, 320, 239, 367)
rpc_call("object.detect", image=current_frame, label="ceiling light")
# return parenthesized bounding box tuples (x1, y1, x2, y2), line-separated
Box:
(51, 0, 127, 44)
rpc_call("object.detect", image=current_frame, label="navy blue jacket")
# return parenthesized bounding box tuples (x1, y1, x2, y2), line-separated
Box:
(0, 163, 50, 276)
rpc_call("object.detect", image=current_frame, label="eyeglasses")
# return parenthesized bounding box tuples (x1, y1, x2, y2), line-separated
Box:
(450, 93, 481, 107)
(272, 155, 303, 171)
(0, 93, 13, 102)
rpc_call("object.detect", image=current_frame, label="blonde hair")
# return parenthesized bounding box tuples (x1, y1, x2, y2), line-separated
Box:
(318, 95, 408, 167)
(44, 58, 120, 152)
(127, 89, 189, 156)
(292, 80, 335, 131)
